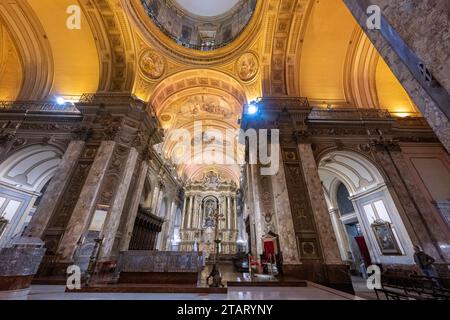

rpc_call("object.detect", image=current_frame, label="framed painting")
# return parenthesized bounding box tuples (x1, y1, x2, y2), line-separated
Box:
(371, 220, 402, 255)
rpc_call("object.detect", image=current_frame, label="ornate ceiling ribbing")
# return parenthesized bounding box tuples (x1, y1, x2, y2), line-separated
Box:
(0, 0, 53, 100)
(80, 0, 136, 92)
(262, 0, 312, 96)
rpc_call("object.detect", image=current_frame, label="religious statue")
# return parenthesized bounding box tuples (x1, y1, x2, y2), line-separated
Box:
(206, 201, 215, 218)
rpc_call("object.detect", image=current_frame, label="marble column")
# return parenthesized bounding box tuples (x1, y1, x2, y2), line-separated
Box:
(57, 141, 115, 262)
(272, 151, 301, 264)
(154, 189, 164, 218)
(197, 197, 203, 230)
(164, 201, 177, 250)
(192, 195, 198, 229)
(226, 196, 231, 230)
(181, 197, 188, 229)
(329, 209, 351, 262)
(373, 145, 450, 261)
(24, 141, 85, 238)
(232, 196, 237, 230)
(298, 143, 342, 265)
(249, 164, 264, 257)
(187, 196, 193, 229)
(151, 184, 161, 214)
(120, 162, 148, 251)
(99, 148, 139, 260)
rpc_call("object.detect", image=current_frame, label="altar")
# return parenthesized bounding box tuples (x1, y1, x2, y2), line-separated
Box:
(179, 171, 241, 254)
(115, 251, 206, 285)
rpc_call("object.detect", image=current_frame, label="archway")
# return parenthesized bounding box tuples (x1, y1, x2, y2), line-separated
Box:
(0, 144, 62, 247)
(318, 150, 415, 274)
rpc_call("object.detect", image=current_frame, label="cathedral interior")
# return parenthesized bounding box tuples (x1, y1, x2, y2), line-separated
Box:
(0, 0, 449, 301)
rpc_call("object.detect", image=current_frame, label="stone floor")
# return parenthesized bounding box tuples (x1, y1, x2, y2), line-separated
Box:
(1, 282, 366, 300)
(350, 276, 379, 300)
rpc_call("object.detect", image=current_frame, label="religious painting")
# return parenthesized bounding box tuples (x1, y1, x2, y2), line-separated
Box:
(0, 217, 7, 238)
(371, 220, 402, 255)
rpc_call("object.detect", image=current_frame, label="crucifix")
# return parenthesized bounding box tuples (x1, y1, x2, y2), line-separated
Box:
(206, 208, 225, 288)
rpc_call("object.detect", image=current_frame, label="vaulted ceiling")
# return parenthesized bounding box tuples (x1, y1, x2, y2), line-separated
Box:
(0, 0, 419, 183)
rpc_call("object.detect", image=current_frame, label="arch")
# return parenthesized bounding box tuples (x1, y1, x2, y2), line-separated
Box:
(0, 144, 62, 247)
(343, 28, 380, 109)
(0, 22, 22, 100)
(149, 69, 248, 109)
(150, 69, 246, 185)
(318, 149, 415, 266)
(0, 144, 63, 192)
(0, 0, 54, 100)
(79, 0, 136, 92)
(296, 0, 418, 115)
(185, 165, 240, 185)
(318, 150, 384, 195)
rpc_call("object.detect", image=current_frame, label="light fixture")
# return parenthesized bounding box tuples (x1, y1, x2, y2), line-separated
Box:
(247, 103, 258, 115)
(56, 97, 66, 105)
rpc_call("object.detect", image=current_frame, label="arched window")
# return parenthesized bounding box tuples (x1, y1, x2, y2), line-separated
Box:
(336, 182, 355, 215)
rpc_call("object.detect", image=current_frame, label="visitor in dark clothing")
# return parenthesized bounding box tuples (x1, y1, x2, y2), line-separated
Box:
(413, 245, 438, 278)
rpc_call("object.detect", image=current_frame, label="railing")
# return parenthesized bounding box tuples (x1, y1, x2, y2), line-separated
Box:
(78, 93, 144, 108)
(0, 101, 80, 114)
(141, 0, 257, 51)
(309, 108, 393, 121)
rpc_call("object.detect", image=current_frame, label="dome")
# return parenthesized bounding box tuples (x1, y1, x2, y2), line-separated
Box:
(141, 0, 257, 51)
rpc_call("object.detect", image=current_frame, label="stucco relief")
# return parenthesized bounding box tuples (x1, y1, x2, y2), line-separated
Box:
(236, 52, 259, 82)
(139, 50, 166, 79)
(162, 95, 236, 126)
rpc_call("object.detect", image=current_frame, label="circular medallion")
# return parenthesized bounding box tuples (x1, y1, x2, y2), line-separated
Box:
(140, 50, 166, 79)
(160, 114, 172, 122)
(236, 52, 259, 81)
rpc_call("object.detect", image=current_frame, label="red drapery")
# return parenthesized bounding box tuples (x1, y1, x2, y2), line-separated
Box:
(355, 236, 372, 266)
(263, 240, 275, 260)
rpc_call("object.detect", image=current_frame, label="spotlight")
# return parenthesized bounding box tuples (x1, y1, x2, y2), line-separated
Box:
(56, 97, 66, 105)
(247, 103, 258, 115)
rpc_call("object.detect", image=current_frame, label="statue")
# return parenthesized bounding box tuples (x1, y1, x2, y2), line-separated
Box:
(206, 201, 215, 217)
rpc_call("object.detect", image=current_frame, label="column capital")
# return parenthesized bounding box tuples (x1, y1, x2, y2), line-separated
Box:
(293, 130, 312, 144)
